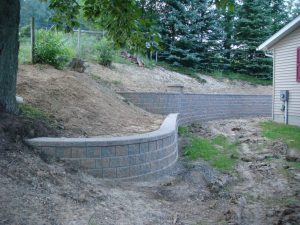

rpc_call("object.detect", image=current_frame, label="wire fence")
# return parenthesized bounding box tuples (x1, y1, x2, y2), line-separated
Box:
(19, 17, 107, 64)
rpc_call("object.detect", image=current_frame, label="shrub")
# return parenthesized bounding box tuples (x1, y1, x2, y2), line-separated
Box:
(95, 38, 115, 67)
(34, 29, 74, 69)
(20, 25, 31, 38)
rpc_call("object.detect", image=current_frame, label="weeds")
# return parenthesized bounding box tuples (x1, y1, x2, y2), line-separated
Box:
(178, 126, 190, 137)
(261, 121, 300, 150)
(19, 103, 53, 124)
(19, 38, 31, 64)
(180, 125, 238, 172)
(207, 70, 272, 86)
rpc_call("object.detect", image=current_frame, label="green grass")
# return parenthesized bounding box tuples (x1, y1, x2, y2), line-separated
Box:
(19, 38, 31, 64)
(207, 70, 272, 86)
(157, 62, 272, 85)
(261, 121, 300, 150)
(18, 31, 272, 87)
(184, 134, 238, 172)
(178, 126, 190, 137)
(19, 103, 53, 124)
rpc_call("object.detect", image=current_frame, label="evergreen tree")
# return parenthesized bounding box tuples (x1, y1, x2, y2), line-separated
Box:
(219, 8, 235, 71)
(233, 0, 273, 79)
(270, 0, 289, 33)
(20, 0, 53, 26)
(158, 0, 222, 71)
(288, 0, 300, 20)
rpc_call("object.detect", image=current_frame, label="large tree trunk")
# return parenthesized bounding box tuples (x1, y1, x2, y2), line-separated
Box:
(0, 0, 20, 113)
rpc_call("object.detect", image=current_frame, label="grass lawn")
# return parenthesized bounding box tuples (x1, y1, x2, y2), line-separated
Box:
(180, 126, 238, 172)
(261, 121, 300, 151)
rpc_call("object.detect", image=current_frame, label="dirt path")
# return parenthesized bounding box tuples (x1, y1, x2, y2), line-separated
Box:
(1, 118, 299, 225)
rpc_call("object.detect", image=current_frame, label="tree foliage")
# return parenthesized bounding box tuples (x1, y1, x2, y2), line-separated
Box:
(20, 0, 53, 26)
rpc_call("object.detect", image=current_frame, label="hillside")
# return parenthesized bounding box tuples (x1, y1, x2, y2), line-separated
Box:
(87, 62, 272, 95)
(16, 62, 272, 138)
(17, 65, 163, 137)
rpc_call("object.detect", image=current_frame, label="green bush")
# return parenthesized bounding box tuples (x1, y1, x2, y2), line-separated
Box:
(34, 29, 74, 69)
(95, 38, 115, 67)
(20, 25, 31, 38)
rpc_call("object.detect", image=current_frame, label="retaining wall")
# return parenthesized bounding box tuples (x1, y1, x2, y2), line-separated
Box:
(26, 114, 179, 180)
(27, 93, 272, 180)
(120, 92, 272, 124)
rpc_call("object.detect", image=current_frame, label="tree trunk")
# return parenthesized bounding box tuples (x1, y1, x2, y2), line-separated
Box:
(0, 0, 20, 113)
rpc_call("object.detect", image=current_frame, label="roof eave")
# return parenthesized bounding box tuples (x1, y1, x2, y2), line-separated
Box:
(257, 15, 300, 51)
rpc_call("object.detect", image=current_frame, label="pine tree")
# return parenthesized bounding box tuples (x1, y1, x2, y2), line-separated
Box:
(288, 0, 300, 20)
(233, 0, 273, 79)
(158, 0, 222, 71)
(270, 0, 289, 33)
(219, 8, 235, 71)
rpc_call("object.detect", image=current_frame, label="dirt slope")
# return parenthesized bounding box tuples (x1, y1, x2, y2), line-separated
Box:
(86, 62, 272, 95)
(1, 117, 299, 225)
(17, 65, 163, 137)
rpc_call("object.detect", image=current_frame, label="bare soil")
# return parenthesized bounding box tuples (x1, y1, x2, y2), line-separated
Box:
(16, 62, 271, 138)
(1, 117, 298, 225)
(17, 64, 163, 137)
(86, 63, 272, 95)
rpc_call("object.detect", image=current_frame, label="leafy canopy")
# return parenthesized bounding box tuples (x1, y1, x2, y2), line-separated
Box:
(46, 0, 234, 48)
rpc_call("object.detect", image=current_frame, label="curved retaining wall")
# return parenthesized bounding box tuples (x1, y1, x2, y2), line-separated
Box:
(26, 114, 178, 180)
(119, 92, 272, 124)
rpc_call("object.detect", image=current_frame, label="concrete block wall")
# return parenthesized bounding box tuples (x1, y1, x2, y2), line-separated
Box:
(26, 114, 179, 180)
(120, 92, 272, 124)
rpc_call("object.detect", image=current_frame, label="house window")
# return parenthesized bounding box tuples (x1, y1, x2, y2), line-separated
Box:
(297, 47, 300, 82)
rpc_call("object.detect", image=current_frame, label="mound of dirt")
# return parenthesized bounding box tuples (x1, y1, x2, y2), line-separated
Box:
(0, 107, 58, 150)
(86, 62, 272, 95)
(17, 65, 163, 137)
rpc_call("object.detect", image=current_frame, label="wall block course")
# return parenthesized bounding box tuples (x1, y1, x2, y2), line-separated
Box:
(27, 93, 270, 181)
(27, 114, 179, 181)
(101, 146, 116, 157)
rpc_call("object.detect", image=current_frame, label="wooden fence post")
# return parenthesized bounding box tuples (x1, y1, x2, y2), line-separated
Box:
(77, 27, 81, 58)
(30, 17, 35, 63)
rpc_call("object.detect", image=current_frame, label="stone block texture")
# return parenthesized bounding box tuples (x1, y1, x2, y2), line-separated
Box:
(27, 93, 271, 181)
(120, 92, 272, 125)
(27, 114, 179, 180)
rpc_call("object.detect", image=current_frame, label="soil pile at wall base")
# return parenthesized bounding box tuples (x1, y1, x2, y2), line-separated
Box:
(17, 65, 163, 137)
(0, 106, 58, 150)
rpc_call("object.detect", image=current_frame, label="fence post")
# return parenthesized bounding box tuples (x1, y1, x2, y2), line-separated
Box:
(30, 17, 35, 63)
(77, 27, 81, 58)
(155, 51, 158, 63)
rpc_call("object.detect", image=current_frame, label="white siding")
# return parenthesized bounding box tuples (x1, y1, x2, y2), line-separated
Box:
(272, 27, 300, 125)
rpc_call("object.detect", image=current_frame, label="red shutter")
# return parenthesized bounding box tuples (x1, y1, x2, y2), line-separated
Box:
(297, 48, 300, 82)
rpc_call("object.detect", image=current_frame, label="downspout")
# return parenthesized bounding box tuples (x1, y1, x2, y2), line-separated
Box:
(263, 50, 275, 121)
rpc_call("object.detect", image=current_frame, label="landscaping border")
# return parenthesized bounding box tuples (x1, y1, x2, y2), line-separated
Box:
(26, 114, 179, 180)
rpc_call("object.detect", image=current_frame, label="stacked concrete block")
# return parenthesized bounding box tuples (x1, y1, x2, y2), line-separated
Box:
(120, 92, 272, 125)
(26, 114, 179, 180)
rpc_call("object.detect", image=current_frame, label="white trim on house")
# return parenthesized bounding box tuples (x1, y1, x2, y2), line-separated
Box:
(258, 15, 300, 51)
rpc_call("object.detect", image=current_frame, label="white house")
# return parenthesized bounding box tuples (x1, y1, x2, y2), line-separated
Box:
(258, 15, 300, 126)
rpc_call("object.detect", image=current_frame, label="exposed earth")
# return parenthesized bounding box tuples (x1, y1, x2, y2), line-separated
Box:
(16, 63, 271, 138)
(87, 62, 272, 95)
(1, 116, 299, 225)
(17, 64, 163, 137)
